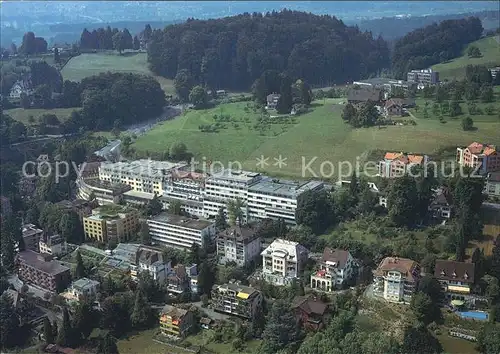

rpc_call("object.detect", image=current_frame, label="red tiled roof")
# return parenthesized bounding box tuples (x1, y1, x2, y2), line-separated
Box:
(466, 142, 496, 155)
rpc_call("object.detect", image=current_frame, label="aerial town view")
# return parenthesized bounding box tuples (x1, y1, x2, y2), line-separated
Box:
(1, 1, 500, 353)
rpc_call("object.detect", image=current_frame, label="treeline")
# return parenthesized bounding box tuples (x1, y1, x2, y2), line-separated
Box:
(0, 113, 27, 146)
(147, 9, 390, 91)
(59, 72, 165, 132)
(18, 32, 47, 55)
(79, 25, 151, 51)
(392, 17, 483, 78)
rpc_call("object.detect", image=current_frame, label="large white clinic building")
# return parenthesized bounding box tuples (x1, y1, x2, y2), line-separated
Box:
(147, 212, 216, 250)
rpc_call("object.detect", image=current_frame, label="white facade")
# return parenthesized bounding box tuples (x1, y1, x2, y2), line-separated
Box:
(310, 248, 356, 291)
(216, 226, 262, 267)
(68, 278, 100, 300)
(247, 179, 324, 224)
(203, 170, 262, 219)
(137, 259, 171, 285)
(147, 213, 216, 250)
(261, 239, 309, 286)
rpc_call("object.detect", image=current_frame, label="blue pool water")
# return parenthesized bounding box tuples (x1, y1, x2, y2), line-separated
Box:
(458, 311, 488, 321)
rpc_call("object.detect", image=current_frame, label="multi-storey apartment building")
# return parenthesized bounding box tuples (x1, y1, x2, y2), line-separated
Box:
(247, 179, 324, 224)
(99, 160, 189, 195)
(167, 264, 198, 295)
(39, 234, 67, 257)
(379, 152, 428, 178)
(373, 257, 420, 304)
(203, 170, 263, 219)
(211, 282, 263, 319)
(129, 246, 171, 285)
(164, 170, 205, 201)
(22, 224, 44, 252)
(159, 305, 194, 338)
(261, 239, 309, 286)
(456, 142, 499, 175)
(83, 204, 139, 243)
(216, 225, 262, 266)
(406, 68, 439, 85)
(310, 248, 356, 291)
(434, 260, 475, 302)
(147, 212, 216, 250)
(17, 251, 71, 293)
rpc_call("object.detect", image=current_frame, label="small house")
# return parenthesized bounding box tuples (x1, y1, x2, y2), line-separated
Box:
(200, 317, 213, 330)
(9, 78, 34, 99)
(384, 99, 403, 116)
(266, 93, 280, 109)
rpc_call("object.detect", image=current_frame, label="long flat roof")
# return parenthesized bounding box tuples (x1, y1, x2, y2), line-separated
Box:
(148, 212, 213, 230)
(207, 169, 261, 183)
(18, 250, 70, 275)
(99, 160, 189, 178)
(249, 178, 324, 198)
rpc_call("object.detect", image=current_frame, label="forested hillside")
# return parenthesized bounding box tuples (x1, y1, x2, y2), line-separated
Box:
(147, 10, 390, 90)
(392, 17, 483, 79)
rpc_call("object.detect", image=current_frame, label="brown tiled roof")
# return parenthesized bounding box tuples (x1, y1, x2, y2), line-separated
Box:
(466, 142, 496, 155)
(161, 304, 189, 319)
(321, 247, 350, 269)
(292, 296, 328, 316)
(434, 260, 475, 284)
(374, 257, 419, 282)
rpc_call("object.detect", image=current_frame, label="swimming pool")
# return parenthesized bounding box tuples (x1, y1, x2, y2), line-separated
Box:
(458, 311, 488, 321)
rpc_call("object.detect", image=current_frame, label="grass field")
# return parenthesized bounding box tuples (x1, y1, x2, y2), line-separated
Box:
(432, 36, 500, 81)
(4, 107, 78, 125)
(134, 97, 500, 178)
(61, 52, 174, 94)
(117, 329, 194, 354)
(186, 330, 261, 354)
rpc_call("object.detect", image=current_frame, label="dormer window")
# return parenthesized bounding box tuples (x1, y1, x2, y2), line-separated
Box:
(440, 270, 445, 276)
(452, 271, 457, 278)
(464, 272, 469, 279)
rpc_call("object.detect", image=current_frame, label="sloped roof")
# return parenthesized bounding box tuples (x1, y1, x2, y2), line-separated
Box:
(161, 304, 189, 319)
(321, 247, 351, 269)
(292, 296, 328, 316)
(374, 257, 419, 282)
(466, 142, 496, 155)
(384, 152, 424, 165)
(434, 260, 475, 284)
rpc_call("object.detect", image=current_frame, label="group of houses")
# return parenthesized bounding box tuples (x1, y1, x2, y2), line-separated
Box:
(348, 67, 441, 118)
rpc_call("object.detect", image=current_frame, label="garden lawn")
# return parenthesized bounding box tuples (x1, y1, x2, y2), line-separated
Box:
(61, 52, 174, 94)
(185, 330, 261, 354)
(117, 328, 194, 354)
(432, 36, 500, 81)
(4, 107, 78, 125)
(134, 98, 500, 179)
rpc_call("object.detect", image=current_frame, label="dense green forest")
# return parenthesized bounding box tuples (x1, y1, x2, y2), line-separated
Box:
(392, 17, 484, 79)
(147, 10, 390, 90)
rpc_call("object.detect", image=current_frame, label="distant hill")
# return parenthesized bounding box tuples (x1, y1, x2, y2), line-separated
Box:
(356, 10, 499, 41)
(432, 36, 500, 81)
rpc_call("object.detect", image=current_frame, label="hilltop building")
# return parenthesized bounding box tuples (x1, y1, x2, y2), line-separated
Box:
(373, 256, 420, 304)
(406, 68, 439, 85)
(456, 142, 499, 175)
(379, 152, 428, 178)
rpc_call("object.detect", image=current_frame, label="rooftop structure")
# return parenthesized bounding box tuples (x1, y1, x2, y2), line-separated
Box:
(149, 213, 213, 231)
(17, 251, 70, 275)
(248, 178, 324, 199)
(434, 260, 475, 284)
(261, 239, 309, 285)
(99, 159, 189, 179)
(206, 169, 262, 184)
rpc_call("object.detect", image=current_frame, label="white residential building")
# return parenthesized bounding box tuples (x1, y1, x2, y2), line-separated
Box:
(310, 248, 356, 291)
(247, 178, 324, 224)
(261, 239, 309, 286)
(373, 257, 420, 304)
(203, 170, 263, 219)
(216, 225, 262, 267)
(39, 234, 67, 257)
(130, 246, 171, 285)
(9, 79, 34, 99)
(147, 212, 216, 250)
(66, 278, 100, 302)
